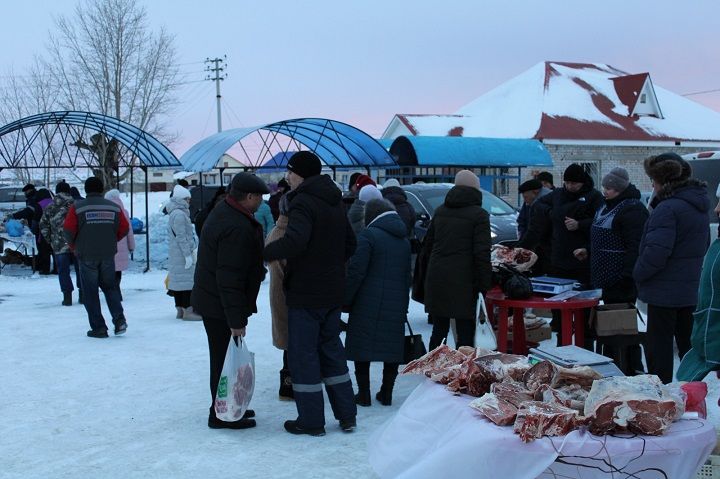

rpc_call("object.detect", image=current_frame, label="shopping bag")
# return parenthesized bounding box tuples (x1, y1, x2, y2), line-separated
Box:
(475, 295, 497, 350)
(214, 336, 255, 422)
(402, 319, 427, 364)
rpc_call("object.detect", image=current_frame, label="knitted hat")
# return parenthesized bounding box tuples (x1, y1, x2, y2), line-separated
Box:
(84, 177, 104, 194)
(383, 178, 401, 188)
(355, 174, 376, 190)
(104, 189, 121, 200)
(601, 167, 630, 192)
(359, 184, 383, 203)
(55, 180, 71, 195)
(518, 179, 542, 193)
(454, 170, 480, 190)
(287, 151, 322, 179)
(172, 184, 191, 200)
(563, 164, 586, 183)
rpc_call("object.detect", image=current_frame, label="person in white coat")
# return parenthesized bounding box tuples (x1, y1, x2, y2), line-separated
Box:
(166, 185, 200, 320)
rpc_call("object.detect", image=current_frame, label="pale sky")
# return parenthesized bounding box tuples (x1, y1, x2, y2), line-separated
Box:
(3, 0, 720, 156)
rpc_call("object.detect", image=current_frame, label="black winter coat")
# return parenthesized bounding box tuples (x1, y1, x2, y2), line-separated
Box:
(589, 184, 648, 290)
(634, 181, 710, 308)
(534, 178, 604, 273)
(264, 175, 357, 308)
(381, 186, 416, 238)
(423, 186, 492, 320)
(344, 212, 411, 362)
(191, 199, 266, 328)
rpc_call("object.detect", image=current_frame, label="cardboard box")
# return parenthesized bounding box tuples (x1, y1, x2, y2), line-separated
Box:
(507, 323, 552, 343)
(592, 303, 638, 336)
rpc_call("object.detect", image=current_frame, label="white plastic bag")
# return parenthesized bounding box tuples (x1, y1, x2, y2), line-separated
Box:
(214, 336, 255, 422)
(475, 295, 497, 350)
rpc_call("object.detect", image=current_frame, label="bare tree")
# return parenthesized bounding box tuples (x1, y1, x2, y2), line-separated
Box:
(35, 0, 180, 189)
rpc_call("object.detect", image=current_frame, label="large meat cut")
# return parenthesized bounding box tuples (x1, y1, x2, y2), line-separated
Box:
(513, 401, 580, 442)
(469, 393, 519, 426)
(584, 375, 680, 436)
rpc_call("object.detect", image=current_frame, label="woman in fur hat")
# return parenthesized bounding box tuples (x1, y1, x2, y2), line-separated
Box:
(634, 152, 711, 383)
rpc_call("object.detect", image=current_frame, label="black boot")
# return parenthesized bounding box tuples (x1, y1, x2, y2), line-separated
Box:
(279, 369, 294, 401)
(78, 289, 84, 304)
(62, 291, 72, 306)
(375, 365, 398, 406)
(354, 372, 371, 407)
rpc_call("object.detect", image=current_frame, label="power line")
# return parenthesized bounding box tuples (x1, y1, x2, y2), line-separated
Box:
(682, 88, 720, 97)
(205, 56, 227, 132)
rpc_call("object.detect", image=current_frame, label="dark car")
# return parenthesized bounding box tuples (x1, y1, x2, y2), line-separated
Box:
(401, 183, 518, 244)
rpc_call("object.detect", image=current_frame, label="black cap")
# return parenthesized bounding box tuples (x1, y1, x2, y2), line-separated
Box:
(287, 151, 322, 179)
(563, 163, 586, 183)
(230, 173, 270, 195)
(22, 183, 35, 193)
(519, 179, 543, 193)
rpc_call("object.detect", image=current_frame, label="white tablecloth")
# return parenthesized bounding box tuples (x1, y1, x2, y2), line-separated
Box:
(369, 379, 716, 479)
(0, 231, 37, 255)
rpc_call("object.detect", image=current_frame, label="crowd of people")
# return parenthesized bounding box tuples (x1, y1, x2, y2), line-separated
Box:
(5, 148, 720, 437)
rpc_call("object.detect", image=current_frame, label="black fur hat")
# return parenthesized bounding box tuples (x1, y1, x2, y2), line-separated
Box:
(644, 152, 691, 185)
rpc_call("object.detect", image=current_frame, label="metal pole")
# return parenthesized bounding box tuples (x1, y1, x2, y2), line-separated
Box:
(143, 166, 150, 273)
(205, 56, 226, 133)
(130, 165, 134, 261)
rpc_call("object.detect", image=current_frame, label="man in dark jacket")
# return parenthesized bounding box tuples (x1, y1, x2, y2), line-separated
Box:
(264, 151, 358, 437)
(192, 173, 269, 430)
(516, 179, 551, 240)
(424, 170, 492, 350)
(381, 178, 416, 239)
(63, 177, 129, 338)
(634, 153, 710, 383)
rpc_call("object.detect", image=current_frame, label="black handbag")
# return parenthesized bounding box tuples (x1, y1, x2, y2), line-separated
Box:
(495, 263, 533, 299)
(402, 319, 427, 364)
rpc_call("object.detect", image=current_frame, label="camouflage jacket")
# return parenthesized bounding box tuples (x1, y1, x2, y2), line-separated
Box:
(40, 193, 74, 254)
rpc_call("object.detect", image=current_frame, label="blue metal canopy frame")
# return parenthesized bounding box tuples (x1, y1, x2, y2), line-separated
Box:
(0, 111, 181, 169)
(180, 118, 396, 173)
(0, 111, 182, 273)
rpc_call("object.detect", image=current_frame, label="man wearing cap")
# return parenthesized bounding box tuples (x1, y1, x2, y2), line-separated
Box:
(517, 179, 551, 240)
(63, 177, 129, 338)
(191, 172, 269, 430)
(634, 153, 710, 383)
(264, 151, 358, 437)
(12, 183, 40, 233)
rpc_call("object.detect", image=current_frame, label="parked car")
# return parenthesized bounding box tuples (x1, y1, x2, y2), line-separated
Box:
(682, 152, 720, 240)
(189, 185, 223, 221)
(401, 183, 519, 244)
(0, 186, 33, 218)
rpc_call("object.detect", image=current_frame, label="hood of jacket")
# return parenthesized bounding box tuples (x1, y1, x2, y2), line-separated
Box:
(381, 186, 408, 205)
(444, 185, 483, 209)
(368, 211, 408, 238)
(605, 183, 641, 208)
(165, 196, 190, 214)
(655, 179, 710, 213)
(51, 192, 73, 208)
(290, 174, 341, 206)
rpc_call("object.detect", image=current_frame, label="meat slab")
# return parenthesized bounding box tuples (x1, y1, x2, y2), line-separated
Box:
(469, 393, 519, 426)
(513, 401, 580, 442)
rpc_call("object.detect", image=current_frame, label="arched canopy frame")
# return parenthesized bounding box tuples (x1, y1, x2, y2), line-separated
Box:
(180, 118, 396, 173)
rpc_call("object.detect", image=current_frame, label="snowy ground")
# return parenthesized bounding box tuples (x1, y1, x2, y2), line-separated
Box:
(0, 268, 431, 479)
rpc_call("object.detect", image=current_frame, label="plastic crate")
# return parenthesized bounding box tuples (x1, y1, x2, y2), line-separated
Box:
(697, 455, 720, 479)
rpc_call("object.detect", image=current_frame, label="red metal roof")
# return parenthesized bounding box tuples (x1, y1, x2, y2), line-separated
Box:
(611, 73, 650, 115)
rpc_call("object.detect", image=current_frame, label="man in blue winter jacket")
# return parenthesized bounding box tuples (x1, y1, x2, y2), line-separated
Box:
(634, 152, 710, 383)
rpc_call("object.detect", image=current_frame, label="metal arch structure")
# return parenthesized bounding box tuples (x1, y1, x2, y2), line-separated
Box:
(0, 111, 180, 169)
(0, 111, 182, 273)
(180, 118, 396, 174)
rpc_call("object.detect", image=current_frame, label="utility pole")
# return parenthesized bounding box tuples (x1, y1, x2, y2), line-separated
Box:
(205, 56, 227, 133)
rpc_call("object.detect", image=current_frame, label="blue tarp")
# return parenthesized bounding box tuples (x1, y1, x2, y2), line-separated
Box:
(389, 135, 553, 167)
(180, 119, 396, 173)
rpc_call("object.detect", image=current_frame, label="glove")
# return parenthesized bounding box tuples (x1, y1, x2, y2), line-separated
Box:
(184, 255, 193, 269)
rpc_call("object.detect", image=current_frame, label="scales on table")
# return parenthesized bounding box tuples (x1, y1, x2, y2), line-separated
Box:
(530, 276, 576, 295)
(529, 345, 624, 377)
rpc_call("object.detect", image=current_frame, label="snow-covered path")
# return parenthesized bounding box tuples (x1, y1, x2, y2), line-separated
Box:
(2, 267, 719, 478)
(0, 269, 429, 479)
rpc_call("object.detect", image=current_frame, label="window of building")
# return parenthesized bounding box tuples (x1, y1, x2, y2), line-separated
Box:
(640, 93, 647, 104)
(152, 172, 163, 178)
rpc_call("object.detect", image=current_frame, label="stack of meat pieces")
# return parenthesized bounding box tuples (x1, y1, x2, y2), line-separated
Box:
(404, 346, 685, 442)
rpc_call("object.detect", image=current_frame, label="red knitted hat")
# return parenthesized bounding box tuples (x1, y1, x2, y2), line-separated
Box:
(354, 174, 376, 190)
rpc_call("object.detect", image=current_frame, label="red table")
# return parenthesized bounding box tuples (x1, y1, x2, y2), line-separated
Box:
(485, 288, 600, 355)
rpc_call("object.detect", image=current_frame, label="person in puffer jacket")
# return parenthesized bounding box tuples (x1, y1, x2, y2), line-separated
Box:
(634, 153, 710, 384)
(381, 179, 416, 239)
(40, 180, 79, 305)
(166, 185, 200, 321)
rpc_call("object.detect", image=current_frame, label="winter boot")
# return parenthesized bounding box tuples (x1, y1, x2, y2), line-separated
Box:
(375, 366, 398, 406)
(175, 307, 184, 319)
(279, 369, 294, 401)
(182, 307, 202, 321)
(354, 372, 371, 407)
(62, 292, 72, 306)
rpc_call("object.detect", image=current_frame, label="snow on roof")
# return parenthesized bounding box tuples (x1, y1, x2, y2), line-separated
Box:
(387, 61, 720, 143)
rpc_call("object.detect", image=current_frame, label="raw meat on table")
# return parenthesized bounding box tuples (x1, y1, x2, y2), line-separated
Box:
(513, 401, 580, 442)
(469, 393, 518, 426)
(490, 379, 534, 408)
(523, 360, 601, 395)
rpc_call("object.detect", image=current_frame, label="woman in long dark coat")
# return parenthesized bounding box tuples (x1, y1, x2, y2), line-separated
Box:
(424, 170, 492, 350)
(345, 199, 411, 407)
